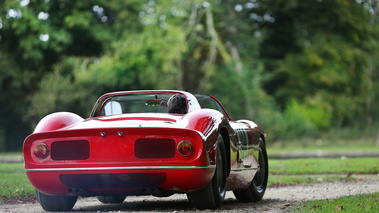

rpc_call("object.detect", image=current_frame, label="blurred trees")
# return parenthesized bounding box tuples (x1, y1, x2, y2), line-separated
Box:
(247, 0, 379, 140)
(0, 0, 142, 150)
(0, 0, 379, 151)
(252, 0, 378, 126)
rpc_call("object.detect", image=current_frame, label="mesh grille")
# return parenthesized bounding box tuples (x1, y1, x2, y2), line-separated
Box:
(51, 140, 90, 160)
(135, 138, 176, 159)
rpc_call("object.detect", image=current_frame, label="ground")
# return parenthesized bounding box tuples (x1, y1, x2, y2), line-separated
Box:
(1, 174, 378, 213)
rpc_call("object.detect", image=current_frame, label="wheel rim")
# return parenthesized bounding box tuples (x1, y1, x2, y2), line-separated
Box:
(253, 144, 267, 193)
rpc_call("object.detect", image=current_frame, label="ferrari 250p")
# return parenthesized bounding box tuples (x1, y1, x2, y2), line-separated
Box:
(23, 90, 268, 211)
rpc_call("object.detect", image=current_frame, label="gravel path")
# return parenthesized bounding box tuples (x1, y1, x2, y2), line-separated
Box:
(1, 175, 378, 213)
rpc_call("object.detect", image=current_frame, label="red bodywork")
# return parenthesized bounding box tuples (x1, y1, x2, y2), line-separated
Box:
(23, 90, 264, 197)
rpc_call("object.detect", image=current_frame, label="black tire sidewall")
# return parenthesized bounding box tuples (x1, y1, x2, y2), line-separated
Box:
(250, 138, 268, 200)
(36, 190, 77, 211)
(233, 137, 268, 202)
(213, 135, 227, 203)
(187, 134, 227, 209)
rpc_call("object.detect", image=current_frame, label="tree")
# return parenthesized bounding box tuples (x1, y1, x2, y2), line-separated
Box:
(0, 0, 141, 151)
(54, 0, 264, 120)
(248, 0, 379, 127)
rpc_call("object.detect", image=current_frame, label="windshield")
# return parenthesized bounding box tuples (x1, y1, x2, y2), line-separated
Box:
(92, 93, 188, 117)
(195, 94, 229, 119)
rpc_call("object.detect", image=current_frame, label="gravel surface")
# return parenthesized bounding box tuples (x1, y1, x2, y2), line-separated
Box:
(1, 174, 378, 213)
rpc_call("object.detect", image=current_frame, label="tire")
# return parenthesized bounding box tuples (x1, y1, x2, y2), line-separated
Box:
(187, 134, 227, 209)
(233, 137, 268, 202)
(97, 195, 127, 204)
(36, 190, 77, 211)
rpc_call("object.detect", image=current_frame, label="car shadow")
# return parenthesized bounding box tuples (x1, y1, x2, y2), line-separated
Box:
(72, 196, 287, 212)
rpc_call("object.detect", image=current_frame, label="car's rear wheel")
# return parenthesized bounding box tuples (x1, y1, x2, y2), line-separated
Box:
(187, 134, 227, 209)
(36, 190, 77, 211)
(97, 195, 127, 204)
(233, 137, 268, 202)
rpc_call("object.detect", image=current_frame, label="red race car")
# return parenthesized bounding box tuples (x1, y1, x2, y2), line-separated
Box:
(23, 90, 268, 211)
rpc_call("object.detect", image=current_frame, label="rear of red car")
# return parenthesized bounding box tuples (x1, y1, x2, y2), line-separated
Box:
(23, 126, 216, 197)
(23, 91, 233, 211)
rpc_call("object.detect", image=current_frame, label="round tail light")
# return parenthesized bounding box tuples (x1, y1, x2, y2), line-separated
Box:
(177, 140, 193, 156)
(34, 143, 49, 159)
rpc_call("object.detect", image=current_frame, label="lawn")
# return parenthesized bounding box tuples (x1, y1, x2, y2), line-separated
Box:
(268, 155, 379, 212)
(270, 157, 379, 175)
(291, 192, 379, 212)
(0, 163, 35, 203)
(267, 138, 379, 159)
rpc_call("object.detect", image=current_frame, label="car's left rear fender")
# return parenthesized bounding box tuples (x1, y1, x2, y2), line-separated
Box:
(33, 112, 83, 133)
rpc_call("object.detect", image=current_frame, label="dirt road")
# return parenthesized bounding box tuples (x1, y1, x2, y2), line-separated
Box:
(1, 175, 378, 213)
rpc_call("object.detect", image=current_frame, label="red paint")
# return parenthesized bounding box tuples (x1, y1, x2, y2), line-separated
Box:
(23, 90, 264, 197)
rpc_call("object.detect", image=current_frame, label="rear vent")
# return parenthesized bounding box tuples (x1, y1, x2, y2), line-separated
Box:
(135, 138, 176, 159)
(51, 140, 90, 160)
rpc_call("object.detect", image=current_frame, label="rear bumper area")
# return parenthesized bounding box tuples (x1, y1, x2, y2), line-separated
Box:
(26, 165, 215, 196)
(24, 127, 218, 196)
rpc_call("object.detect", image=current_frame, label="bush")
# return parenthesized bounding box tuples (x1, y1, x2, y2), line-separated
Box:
(283, 100, 318, 139)
(287, 99, 332, 130)
(255, 98, 318, 142)
(0, 129, 4, 152)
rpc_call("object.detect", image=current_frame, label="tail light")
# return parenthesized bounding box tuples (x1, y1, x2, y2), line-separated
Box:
(34, 143, 49, 159)
(177, 140, 193, 156)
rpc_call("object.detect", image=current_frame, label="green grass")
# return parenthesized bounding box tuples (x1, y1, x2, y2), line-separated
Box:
(291, 192, 379, 212)
(267, 138, 379, 158)
(269, 157, 379, 175)
(267, 157, 379, 187)
(0, 163, 35, 204)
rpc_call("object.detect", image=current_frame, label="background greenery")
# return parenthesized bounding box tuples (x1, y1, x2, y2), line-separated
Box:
(1, 0, 379, 151)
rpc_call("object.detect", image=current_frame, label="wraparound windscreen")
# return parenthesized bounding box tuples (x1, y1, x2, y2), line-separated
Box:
(95, 93, 177, 116)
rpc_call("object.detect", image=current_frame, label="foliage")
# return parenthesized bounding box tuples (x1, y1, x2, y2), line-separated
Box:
(0, 0, 132, 149)
(252, 0, 379, 127)
(0, 129, 4, 152)
(254, 98, 320, 141)
(1, 0, 379, 150)
(276, 35, 368, 126)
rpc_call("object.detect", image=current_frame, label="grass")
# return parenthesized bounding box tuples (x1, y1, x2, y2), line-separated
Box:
(291, 192, 379, 212)
(267, 157, 379, 187)
(267, 138, 379, 158)
(0, 163, 35, 204)
(269, 157, 379, 175)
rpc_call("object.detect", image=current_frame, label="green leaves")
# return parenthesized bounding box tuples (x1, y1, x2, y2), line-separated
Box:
(1, 0, 379, 151)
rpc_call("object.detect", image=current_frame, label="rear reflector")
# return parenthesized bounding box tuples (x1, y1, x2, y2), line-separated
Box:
(51, 140, 90, 160)
(34, 143, 49, 159)
(135, 138, 176, 159)
(177, 140, 193, 156)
